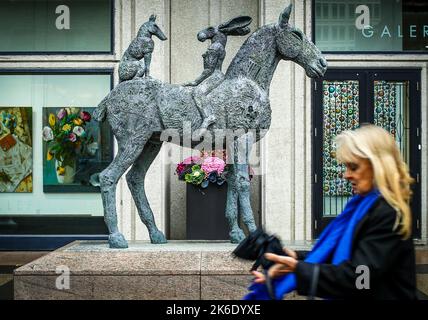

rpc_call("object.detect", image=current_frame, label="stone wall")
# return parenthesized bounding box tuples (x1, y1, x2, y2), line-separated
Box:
(2, 0, 426, 242)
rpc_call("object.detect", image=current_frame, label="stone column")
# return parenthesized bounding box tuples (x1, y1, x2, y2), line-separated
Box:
(261, 0, 312, 241)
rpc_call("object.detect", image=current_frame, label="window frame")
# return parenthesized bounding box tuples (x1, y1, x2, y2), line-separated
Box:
(311, 68, 422, 239)
(0, 0, 115, 55)
(311, 0, 428, 55)
(0, 68, 115, 251)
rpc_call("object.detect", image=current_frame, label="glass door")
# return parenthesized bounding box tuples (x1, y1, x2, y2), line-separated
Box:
(313, 69, 421, 238)
(321, 80, 359, 217)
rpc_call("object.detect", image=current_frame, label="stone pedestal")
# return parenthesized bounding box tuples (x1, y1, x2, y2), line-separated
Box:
(13, 241, 428, 300)
(14, 240, 312, 300)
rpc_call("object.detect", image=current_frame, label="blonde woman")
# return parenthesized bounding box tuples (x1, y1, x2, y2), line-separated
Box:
(246, 124, 416, 300)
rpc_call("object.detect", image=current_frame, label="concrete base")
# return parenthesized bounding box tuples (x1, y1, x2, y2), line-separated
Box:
(13, 240, 312, 300)
(14, 241, 428, 300)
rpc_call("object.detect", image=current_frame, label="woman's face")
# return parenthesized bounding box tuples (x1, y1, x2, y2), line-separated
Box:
(343, 157, 374, 195)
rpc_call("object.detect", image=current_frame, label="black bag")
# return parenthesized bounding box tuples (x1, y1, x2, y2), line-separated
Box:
(233, 228, 320, 300)
(232, 227, 286, 271)
(232, 228, 286, 299)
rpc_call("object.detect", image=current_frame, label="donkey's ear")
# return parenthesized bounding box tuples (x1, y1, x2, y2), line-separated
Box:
(218, 16, 252, 35)
(278, 4, 292, 28)
(149, 14, 156, 22)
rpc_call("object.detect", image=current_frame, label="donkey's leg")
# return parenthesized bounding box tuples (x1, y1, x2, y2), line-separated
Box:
(227, 132, 257, 243)
(225, 164, 244, 243)
(99, 135, 150, 248)
(126, 141, 167, 244)
(237, 133, 257, 233)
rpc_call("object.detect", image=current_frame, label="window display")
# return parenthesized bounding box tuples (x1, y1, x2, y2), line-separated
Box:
(0, 72, 112, 216)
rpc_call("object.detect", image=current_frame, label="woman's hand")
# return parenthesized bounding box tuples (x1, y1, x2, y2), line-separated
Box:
(283, 247, 298, 259)
(250, 252, 298, 284)
(265, 253, 298, 277)
(251, 270, 267, 284)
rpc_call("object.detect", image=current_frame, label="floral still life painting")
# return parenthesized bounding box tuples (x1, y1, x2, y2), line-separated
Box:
(42, 107, 112, 192)
(0, 107, 33, 193)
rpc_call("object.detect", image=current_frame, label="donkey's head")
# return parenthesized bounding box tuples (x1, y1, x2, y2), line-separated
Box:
(275, 4, 327, 78)
(197, 16, 252, 42)
(146, 14, 167, 41)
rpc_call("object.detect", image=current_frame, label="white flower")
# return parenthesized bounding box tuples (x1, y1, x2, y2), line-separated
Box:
(42, 126, 54, 141)
(72, 126, 85, 137)
(87, 142, 98, 156)
(70, 107, 80, 115)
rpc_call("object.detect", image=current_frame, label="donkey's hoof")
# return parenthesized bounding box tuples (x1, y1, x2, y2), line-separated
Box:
(109, 232, 128, 249)
(230, 228, 246, 244)
(150, 230, 167, 244)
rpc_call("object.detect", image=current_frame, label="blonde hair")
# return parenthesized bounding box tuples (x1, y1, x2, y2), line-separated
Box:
(335, 124, 414, 239)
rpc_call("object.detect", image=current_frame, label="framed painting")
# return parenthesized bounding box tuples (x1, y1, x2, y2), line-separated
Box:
(42, 106, 113, 192)
(0, 107, 33, 193)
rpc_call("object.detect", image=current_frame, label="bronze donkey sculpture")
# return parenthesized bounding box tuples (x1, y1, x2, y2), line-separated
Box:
(94, 4, 327, 248)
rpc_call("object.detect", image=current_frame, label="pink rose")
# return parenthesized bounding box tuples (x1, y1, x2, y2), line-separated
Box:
(80, 111, 91, 122)
(201, 157, 225, 175)
(176, 163, 187, 176)
(68, 133, 77, 142)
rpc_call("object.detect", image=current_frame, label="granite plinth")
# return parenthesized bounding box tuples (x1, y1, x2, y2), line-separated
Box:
(14, 240, 312, 300)
(13, 241, 428, 300)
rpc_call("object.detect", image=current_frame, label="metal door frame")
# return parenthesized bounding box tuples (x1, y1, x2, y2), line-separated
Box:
(312, 68, 422, 239)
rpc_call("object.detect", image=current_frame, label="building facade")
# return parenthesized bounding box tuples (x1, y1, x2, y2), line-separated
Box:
(0, 0, 427, 249)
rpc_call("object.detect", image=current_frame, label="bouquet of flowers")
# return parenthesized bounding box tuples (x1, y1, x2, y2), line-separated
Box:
(42, 107, 98, 172)
(1, 111, 17, 134)
(176, 150, 228, 188)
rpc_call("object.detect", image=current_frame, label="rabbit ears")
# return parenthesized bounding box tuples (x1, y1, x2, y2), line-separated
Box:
(218, 16, 252, 36)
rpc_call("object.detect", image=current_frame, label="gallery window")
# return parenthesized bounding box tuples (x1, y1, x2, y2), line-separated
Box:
(313, 0, 428, 52)
(0, 70, 113, 249)
(0, 0, 113, 54)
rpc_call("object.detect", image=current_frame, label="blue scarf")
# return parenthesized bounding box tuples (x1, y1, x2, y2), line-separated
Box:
(243, 189, 380, 300)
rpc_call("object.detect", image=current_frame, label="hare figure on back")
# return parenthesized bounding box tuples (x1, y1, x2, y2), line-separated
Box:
(184, 16, 253, 133)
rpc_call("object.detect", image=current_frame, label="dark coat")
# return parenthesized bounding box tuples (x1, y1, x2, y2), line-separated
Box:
(295, 197, 417, 300)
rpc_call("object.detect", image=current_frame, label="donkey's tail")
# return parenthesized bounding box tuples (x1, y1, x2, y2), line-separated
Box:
(93, 95, 109, 122)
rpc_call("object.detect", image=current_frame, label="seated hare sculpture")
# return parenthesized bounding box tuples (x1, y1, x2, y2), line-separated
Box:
(184, 16, 252, 132)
